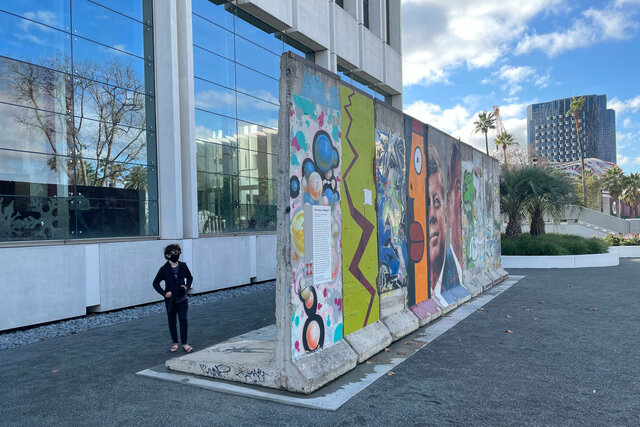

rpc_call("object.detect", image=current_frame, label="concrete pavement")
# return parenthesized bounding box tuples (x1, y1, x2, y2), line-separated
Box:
(1, 260, 639, 425)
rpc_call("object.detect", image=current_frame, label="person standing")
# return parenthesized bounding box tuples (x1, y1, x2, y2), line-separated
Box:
(152, 244, 194, 353)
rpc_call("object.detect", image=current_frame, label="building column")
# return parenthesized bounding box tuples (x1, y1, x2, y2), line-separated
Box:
(315, 49, 337, 73)
(153, 0, 183, 240)
(176, 0, 199, 239)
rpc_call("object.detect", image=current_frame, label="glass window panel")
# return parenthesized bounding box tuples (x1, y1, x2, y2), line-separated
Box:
(73, 77, 150, 129)
(194, 78, 236, 118)
(0, 150, 74, 192)
(0, 103, 70, 156)
(237, 121, 277, 154)
(194, 110, 237, 146)
(0, 1, 70, 31)
(237, 149, 276, 181)
(0, 11, 71, 72)
(198, 202, 232, 234)
(72, 0, 152, 60)
(238, 176, 275, 205)
(236, 92, 278, 129)
(193, 46, 235, 89)
(93, 0, 151, 24)
(236, 65, 278, 104)
(234, 15, 283, 55)
(235, 36, 279, 78)
(192, 0, 234, 31)
(74, 159, 157, 200)
(74, 117, 151, 165)
(197, 141, 238, 175)
(72, 198, 154, 238)
(72, 37, 152, 95)
(249, 204, 276, 231)
(192, 14, 234, 60)
(0, 57, 72, 115)
(0, 195, 73, 241)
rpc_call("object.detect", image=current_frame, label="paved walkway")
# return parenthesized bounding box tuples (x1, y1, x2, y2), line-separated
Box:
(2, 260, 639, 425)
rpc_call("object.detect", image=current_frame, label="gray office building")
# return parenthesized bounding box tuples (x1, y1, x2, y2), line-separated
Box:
(527, 95, 616, 164)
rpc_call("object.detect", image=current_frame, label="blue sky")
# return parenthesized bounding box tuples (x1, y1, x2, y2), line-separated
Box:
(401, 0, 640, 172)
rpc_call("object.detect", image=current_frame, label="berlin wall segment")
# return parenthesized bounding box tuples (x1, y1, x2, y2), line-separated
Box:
(339, 85, 380, 335)
(169, 53, 506, 394)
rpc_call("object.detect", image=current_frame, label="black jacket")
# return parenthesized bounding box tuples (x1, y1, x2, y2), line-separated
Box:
(152, 261, 193, 299)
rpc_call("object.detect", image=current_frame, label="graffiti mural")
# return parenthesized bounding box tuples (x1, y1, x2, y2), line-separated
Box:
(426, 128, 469, 307)
(340, 85, 379, 336)
(461, 144, 479, 282)
(288, 70, 343, 358)
(375, 128, 407, 293)
(405, 118, 429, 307)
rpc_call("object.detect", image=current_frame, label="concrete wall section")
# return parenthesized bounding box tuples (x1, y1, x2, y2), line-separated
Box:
(340, 84, 379, 336)
(405, 116, 429, 308)
(1, 245, 87, 330)
(284, 55, 344, 358)
(426, 127, 469, 307)
(256, 234, 278, 281)
(374, 102, 407, 294)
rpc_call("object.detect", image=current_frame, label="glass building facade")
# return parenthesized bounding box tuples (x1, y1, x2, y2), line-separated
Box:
(0, 0, 158, 241)
(192, 0, 387, 234)
(527, 95, 616, 164)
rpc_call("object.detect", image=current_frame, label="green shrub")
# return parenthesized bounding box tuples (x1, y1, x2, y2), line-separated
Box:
(501, 233, 610, 256)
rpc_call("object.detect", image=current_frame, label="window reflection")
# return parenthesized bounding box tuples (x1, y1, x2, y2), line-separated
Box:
(0, 1, 157, 241)
(0, 11, 71, 72)
(192, 14, 234, 60)
(194, 1, 281, 235)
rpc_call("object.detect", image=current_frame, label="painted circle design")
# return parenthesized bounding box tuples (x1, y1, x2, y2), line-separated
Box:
(414, 147, 423, 175)
(306, 320, 320, 350)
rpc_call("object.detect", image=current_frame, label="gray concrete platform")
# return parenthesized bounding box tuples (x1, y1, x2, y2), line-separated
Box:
(138, 276, 522, 410)
(165, 325, 279, 388)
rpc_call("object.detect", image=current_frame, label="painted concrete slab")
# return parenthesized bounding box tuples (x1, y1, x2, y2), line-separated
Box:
(139, 276, 522, 411)
(380, 308, 419, 340)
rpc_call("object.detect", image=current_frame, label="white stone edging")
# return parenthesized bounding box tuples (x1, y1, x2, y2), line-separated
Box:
(501, 251, 619, 269)
(609, 245, 640, 258)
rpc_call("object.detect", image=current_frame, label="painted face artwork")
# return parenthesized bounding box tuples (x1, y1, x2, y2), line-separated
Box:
(428, 171, 446, 285)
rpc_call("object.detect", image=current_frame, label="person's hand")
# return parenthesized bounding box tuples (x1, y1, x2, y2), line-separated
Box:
(165, 291, 172, 298)
(181, 285, 188, 292)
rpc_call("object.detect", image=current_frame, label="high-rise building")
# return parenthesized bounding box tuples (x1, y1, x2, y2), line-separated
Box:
(527, 95, 616, 164)
(0, 0, 402, 331)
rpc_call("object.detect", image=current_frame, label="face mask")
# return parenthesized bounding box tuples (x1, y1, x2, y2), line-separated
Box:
(169, 254, 179, 262)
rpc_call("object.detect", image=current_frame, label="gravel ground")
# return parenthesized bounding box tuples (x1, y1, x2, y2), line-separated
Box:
(0, 281, 275, 351)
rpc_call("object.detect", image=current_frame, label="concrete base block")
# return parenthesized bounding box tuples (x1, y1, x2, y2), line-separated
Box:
(463, 277, 483, 297)
(497, 268, 509, 281)
(344, 321, 393, 363)
(480, 274, 494, 291)
(410, 299, 442, 327)
(283, 339, 358, 394)
(381, 308, 419, 341)
(486, 270, 500, 285)
(166, 325, 279, 388)
(440, 300, 459, 315)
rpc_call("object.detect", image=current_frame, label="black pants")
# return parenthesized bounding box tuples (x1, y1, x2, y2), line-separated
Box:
(166, 299, 188, 345)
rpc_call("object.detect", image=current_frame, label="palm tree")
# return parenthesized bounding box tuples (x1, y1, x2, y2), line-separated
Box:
(601, 166, 625, 217)
(500, 166, 577, 237)
(495, 131, 516, 166)
(621, 173, 640, 218)
(566, 96, 587, 205)
(500, 166, 529, 237)
(473, 111, 496, 155)
(525, 167, 577, 236)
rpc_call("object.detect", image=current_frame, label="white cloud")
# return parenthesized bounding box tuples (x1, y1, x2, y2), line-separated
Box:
(401, 0, 565, 85)
(623, 118, 633, 128)
(492, 65, 551, 95)
(618, 153, 630, 165)
(633, 157, 640, 165)
(515, 4, 639, 56)
(610, 95, 640, 113)
(404, 100, 528, 153)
